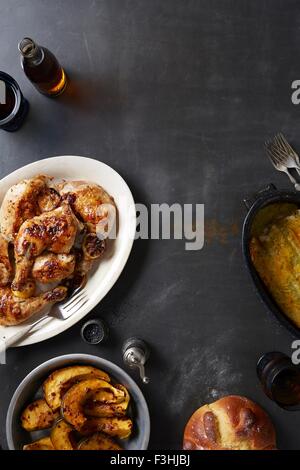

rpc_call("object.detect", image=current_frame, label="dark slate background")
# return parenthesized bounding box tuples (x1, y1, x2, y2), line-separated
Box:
(1, 0, 300, 450)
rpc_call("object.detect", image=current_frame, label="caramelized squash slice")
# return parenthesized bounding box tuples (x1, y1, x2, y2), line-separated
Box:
(50, 419, 77, 450)
(84, 384, 130, 418)
(78, 432, 122, 450)
(80, 417, 133, 439)
(21, 398, 59, 431)
(61, 378, 124, 430)
(43, 365, 110, 411)
(23, 436, 55, 451)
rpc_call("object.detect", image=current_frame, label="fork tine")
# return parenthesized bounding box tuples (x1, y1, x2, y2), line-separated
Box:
(61, 289, 84, 308)
(265, 141, 277, 159)
(267, 144, 287, 164)
(273, 134, 283, 151)
(63, 293, 87, 313)
(274, 133, 298, 159)
(64, 291, 86, 309)
(277, 133, 294, 152)
(266, 146, 282, 165)
(65, 298, 89, 314)
(267, 153, 280, 168)
(264, 139, 272, 149)
(276, 133, 288, 147)
(274, 134, 290, 155)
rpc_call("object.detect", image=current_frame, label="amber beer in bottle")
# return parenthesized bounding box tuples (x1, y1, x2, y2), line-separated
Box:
(18, 38, 67, 97)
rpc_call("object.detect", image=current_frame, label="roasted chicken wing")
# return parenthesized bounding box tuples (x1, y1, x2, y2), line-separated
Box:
(0, 286, 67, 326)
(32, 253, 76, 284)
(12, 204, 79, 297)
(56, 181, 116, 236)
(0, 234, 12, 286)
(0, 175, 48, 242)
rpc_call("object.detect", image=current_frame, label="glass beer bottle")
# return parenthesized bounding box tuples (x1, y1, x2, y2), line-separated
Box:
(18, 38, 67, 97)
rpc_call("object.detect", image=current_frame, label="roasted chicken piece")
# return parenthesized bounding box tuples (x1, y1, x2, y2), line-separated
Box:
(0, 234, 12, 286)
(32, 253, 76, 284)
(0, 286, 67, 326)
(56, 181, 116, 236)
(37, 187, 61, 213)
(0, 175, 48, 242)
(12, 204, 79, 297)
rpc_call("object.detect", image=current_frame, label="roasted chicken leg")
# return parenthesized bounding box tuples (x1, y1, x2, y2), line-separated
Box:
(0, 175, 48, 242)
(0, 286, 67, 326)
(12, 204, 79, 297)
(32, 253, 76, 284)
(56, 181, 116, 236)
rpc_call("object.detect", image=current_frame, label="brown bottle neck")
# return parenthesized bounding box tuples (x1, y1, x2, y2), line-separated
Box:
(18, 38, 44, 66)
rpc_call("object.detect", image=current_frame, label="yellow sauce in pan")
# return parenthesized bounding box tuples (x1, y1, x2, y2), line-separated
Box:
(250, 203, 300, 327)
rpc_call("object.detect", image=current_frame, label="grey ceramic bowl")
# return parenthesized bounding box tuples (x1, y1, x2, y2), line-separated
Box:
(6, 354, 150, 450)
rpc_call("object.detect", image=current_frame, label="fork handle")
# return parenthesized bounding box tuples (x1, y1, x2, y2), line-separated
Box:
(295, 167, 300, 179)
(0, 316, 47, 354)
(284, 168, 300, 190)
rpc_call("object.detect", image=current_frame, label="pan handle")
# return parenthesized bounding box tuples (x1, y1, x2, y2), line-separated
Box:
(243, 183, 277, 211)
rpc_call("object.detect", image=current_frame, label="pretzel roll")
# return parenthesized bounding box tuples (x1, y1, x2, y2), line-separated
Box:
(183, 395, 276, 450)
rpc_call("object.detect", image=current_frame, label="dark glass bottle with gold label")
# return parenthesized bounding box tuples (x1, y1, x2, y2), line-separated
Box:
(18, 38, 67, 97)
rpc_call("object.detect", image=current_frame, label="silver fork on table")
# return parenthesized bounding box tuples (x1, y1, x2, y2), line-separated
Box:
(0, 286, 88, 352)
(265, 133, 300, 190)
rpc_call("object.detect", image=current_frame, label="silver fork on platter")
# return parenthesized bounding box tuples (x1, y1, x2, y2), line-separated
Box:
(265, 133, 300, 190)
(0, 285, 88, 352)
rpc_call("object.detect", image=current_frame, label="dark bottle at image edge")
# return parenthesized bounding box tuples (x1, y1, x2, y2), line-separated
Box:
(18, 37, 67, 97)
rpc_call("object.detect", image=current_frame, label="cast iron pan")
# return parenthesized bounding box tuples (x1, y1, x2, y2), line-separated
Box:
(242, 183, 300, 338)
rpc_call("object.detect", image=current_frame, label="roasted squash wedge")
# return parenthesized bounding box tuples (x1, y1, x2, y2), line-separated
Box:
(80, 417, 133, 439)
(78, 432, 122, 450)
(50, 419, 77, 450)
(23, 436, 55, 450)
(43, 365, 110, 411)
(84, 384, 130, 417)
(86, 382, 126, 405)
(21, 399, 59, 431)
(61, 378, 122, 430)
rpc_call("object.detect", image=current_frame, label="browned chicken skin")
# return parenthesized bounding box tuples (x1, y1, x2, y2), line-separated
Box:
(32, 253, 76, 284)
(37, 187, 61, 213)
(12, 204, 79, 297)
(0, 286, 67, 326)
(0, 177, 114, 324)
(0, 234, 12, 286)
(56, 181, 116, 235)
(0, 175, 49, 242)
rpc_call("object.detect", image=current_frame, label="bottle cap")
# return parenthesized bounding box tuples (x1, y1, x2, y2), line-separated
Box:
(18, 38, 38, 58)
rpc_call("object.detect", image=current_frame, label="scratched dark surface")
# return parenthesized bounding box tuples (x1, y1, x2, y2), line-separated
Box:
(1, 0, 300, 450)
